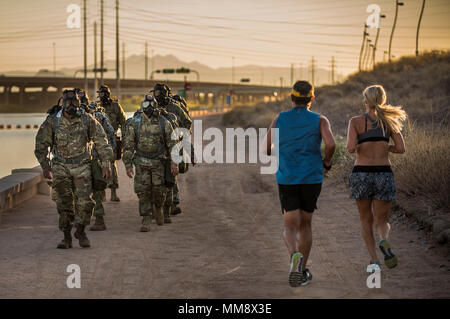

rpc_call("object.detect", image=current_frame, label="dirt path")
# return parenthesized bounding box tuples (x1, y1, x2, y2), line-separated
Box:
(0, 115, 449, 298)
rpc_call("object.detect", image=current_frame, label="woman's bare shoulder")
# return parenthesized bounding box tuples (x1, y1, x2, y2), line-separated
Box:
(349, 114, 365, 124)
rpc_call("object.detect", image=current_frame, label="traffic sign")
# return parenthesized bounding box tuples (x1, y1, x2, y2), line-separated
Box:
(176, 67, 190, 73)
(184, 83, 192, 91)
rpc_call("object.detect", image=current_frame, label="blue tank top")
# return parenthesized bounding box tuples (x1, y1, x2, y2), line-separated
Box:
(275, 107, 323, 185)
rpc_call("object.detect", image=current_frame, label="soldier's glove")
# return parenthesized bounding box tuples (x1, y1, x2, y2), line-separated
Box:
(43, 167, 53, 180)
(102, 167, 111, 180)
(170, 164, 179, 176)
(126, 168, 134, 178)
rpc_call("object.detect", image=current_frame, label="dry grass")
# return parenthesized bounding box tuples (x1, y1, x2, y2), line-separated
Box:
(391, 123, 450, 210)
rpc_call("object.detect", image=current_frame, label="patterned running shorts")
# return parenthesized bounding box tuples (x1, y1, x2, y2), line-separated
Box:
(349, 166, 396, 201)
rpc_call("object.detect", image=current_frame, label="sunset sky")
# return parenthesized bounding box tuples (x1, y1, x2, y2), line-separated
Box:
(0, 0, 449, 77)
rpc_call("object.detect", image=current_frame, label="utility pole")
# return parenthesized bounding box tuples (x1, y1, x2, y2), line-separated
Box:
(367, 44, 374, 70)
(311, 57, 315, 86)
(52, 42, 56, 77)
(330, 56, 335, 85)
(145, 42, 148, 80)
(359, 24, 368, 71)
(115, 0, 120, 96)
(362, 38, 371, 70)
(416, 0, 426, 56)
(83, 0, 87, 92)
(150, 49, 154, 79)
(100, 0, 104, 85)
(389, 0, 404, 62)
(94, 22, 98, 95)
(122, 42, 125, 80)
(232, 56, 235, 84)
(373, 13, 386, 69)
(290, 63, 294, 86)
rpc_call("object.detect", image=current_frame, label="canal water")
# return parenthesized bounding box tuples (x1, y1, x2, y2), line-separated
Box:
(0, 113, 134, 179)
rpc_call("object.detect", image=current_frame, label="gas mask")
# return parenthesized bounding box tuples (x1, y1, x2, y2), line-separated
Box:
(152, 84, 170, 107)
(142, 95, 157, 117)
(77, 90, 89, 106)
(98, 85, 111, 104)
(62, 90, 81, 118)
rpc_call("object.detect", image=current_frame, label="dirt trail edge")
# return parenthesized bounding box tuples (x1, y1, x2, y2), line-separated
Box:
(0, 115, 449, 298)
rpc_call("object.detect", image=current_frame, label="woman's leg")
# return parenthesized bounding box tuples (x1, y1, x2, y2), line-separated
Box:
(283, 210, 301, 255)
(356, 200, 378, 262)
(372, 200, 392, 240)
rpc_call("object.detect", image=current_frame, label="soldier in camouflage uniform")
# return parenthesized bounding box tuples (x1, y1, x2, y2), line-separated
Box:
(79, 94, 117, 231)
(152, 84, 192, 217)
(35, 89, 113, 249)
(98, 85, 127, 202)
(123, 94, 179, 232)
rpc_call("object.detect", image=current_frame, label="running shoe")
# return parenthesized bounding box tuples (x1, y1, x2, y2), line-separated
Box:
(300, 269, 313, 286)
(367, 260, 382, 273)
(378, 239, 398, 269)
(288, 252, 304, 287)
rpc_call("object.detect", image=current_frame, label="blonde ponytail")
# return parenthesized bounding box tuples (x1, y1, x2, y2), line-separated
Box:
(363, 85, 407, 134)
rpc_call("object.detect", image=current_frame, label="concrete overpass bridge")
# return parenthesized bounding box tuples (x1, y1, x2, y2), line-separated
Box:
(0, 76, 283, 108)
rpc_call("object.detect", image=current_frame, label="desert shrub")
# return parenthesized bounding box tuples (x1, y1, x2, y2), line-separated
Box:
(391, 123, 450, 210)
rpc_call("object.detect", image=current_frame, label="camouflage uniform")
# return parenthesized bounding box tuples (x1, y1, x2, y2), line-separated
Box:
(165, 97, 192, 209)
(123, 109, 178, 231)
(35, 108, 113, 246)
(99, 98, 126, 193)
(91, 106, 117, 219)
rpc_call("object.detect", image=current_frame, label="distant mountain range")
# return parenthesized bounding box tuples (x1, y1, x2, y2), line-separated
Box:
(2, 54, 344, 86)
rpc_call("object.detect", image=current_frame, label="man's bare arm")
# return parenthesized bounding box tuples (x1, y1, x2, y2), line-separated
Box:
(320, 115, 336, 166)
(262, 116, 278, 156)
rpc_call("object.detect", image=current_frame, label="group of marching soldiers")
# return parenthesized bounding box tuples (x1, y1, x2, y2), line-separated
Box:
(34, 83, 192, 249)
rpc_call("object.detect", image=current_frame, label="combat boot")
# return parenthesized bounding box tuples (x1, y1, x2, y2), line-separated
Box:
(171, 206, 182, 216)
(110, 188, 120, 202)
(164, 206, 172, 224)
(89, 215, 106, 231)
(154, 206, 164, 226)
(74, 224, 91, 248)
(140, 216, 152, 232)
(57, 228, 72, 249)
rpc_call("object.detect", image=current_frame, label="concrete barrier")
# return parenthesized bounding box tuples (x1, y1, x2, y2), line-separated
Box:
(0, 166, 49, 223)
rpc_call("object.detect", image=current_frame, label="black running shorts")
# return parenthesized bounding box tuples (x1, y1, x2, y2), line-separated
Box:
(278, 183, 322, 214)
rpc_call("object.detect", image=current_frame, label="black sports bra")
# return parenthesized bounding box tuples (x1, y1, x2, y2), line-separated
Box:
(357, 113, 390, 145)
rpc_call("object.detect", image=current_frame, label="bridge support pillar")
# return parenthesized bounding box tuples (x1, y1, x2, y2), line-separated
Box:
(42, 86, 49, 107)
(19, 85, 25, 108)
(4, 86, 10, 105)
